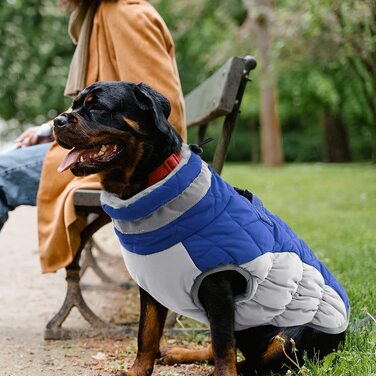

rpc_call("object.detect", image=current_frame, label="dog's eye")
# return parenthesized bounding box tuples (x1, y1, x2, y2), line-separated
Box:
(85, 101, 103, 111)
(90, 105, 102, 111)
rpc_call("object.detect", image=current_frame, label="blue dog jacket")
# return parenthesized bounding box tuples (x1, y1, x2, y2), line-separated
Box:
(101, 145, 349, 334)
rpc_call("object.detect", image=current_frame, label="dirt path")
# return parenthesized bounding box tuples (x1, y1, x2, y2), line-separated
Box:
(0, 207, 211, 375)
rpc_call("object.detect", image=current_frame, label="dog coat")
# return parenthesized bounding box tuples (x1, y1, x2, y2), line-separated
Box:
(101, 145, 349, 334)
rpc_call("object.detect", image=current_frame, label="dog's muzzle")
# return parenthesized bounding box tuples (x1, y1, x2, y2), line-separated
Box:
(54, 115, 69, 128)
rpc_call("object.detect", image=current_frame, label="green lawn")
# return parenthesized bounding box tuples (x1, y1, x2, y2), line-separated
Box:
(220, 162, 376, 375)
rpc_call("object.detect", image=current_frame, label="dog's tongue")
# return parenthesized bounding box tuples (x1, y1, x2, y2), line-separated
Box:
(57, 148, 82, 173)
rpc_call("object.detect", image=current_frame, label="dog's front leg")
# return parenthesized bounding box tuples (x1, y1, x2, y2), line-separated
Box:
(126, 287, 168, 376)
(199, 272, 238, 376)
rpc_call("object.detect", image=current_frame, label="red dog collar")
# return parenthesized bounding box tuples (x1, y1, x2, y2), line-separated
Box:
(147, 151, 182, 187)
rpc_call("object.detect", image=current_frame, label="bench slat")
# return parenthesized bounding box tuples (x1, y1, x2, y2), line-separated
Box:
(74, 189, 102, 207)
(185, 56, 247, 128)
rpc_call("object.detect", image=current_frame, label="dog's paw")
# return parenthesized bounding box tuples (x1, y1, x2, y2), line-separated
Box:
(159, 347, 186, 365)
(159, 347, 195, 365)
(118, 366, 153, 376)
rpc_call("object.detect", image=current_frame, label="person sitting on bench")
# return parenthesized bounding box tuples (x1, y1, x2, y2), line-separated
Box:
(0, 0, 186, 274)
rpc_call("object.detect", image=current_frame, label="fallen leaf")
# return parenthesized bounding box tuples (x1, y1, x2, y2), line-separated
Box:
(92, 352, 107, 361)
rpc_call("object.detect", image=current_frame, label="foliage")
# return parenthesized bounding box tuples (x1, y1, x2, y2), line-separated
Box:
(153, 0, 246, 93)
(274, 0, 375, 161)
(277, 61, 373, 161)
(0, 0, 374, 161)
(0, 0, 73, 126)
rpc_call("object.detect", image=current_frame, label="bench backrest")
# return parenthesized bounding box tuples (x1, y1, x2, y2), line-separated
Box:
(184, 55, 256, 174)
(74, 55, 257, 207)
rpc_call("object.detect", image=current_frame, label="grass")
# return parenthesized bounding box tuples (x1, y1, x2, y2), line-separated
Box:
(219, 162, 376, 375)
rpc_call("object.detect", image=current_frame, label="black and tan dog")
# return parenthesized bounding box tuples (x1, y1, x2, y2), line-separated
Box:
(54, 81, 348, 376)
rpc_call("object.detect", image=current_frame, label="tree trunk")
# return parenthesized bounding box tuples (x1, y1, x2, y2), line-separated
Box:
(259, 84, 283, 166)
(323, 111, 352, 163)
(254, 0, 284, 167)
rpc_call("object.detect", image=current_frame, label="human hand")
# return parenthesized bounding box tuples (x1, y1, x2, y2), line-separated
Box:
(15, 123, 53, 148)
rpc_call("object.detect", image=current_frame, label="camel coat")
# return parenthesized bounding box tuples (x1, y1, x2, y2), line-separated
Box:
(38, 0, 186, 272)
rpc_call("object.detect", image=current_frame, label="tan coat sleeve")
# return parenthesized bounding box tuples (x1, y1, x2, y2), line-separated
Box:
(38, 0, 186, 273)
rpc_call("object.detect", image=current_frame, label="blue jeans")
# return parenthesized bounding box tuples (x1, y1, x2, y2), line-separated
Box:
(0, 142, 51, 230)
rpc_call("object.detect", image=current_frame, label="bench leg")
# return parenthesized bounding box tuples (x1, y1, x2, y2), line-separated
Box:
(44, 267, 110, 340)
(44, 212, 207, 339)
(80, 238, 134, 289)
(44, 213, 137, 339)
(80, 238, 118, 284)
(92, 238, 122, 261)
(44, 264, 209, 339)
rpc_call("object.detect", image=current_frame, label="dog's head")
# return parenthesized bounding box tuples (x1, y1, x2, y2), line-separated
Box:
(54, 81, 182, 197)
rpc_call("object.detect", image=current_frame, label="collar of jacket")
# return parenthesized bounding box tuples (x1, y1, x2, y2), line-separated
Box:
(101, 144, 200, 221)
(100, 143, 234, 255)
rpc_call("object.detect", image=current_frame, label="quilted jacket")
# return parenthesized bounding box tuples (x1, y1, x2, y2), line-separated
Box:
(101, 144, 349, 334)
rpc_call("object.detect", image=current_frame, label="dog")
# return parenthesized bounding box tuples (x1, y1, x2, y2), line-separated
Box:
(54, 81, 349, 376)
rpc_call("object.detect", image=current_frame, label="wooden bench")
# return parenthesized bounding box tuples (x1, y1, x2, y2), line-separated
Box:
(44, 55, 257, 340)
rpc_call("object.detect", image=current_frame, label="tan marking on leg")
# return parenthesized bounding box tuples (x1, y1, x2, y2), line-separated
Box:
(160, 344, 214, 365)
(262, 332, 287, 364)
(213, 348, 237, 376)
(129, 296, 166, 375)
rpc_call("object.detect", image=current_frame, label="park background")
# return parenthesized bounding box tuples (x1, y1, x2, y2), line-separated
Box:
(0, 0, 375, 164)
(0, 1, 375, 375)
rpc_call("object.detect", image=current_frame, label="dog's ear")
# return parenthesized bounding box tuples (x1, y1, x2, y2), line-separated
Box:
(132, 83, 182, 148)
(133, 83, 179, 139)
(134, 82, 171, 120)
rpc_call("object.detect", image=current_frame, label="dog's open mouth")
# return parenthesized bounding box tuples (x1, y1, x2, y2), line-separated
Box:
(58, 144, 124, 172)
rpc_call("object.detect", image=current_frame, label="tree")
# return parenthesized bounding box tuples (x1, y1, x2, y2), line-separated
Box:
(306, 0, 376, 162)
(335, 0, 376, 162)
(0, 0, 73, 126)
(239, 0, 284, 166)
(257, 0, 373, 162)
(0, 0, 373, 163)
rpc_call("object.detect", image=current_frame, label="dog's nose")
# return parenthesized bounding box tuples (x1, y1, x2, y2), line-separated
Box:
(54, 115, 68, 128)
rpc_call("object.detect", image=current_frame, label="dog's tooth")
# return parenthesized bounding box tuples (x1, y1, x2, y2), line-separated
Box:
(100, 145, 107, 152)
(80, 156, 84, 162)
(98, 150, 105, 156)
(114, 145, 118, 151)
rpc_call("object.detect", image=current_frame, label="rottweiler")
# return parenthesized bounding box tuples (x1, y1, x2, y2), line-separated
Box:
(54, 81, 348, 376)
